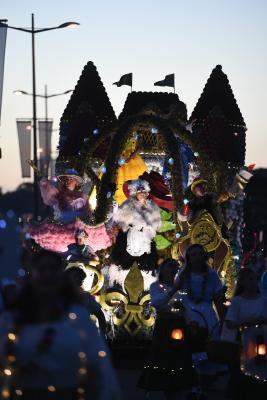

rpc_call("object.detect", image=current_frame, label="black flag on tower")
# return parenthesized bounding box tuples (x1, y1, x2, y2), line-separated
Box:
(113, 73, 132, 87)
(154, 74, 175, 89)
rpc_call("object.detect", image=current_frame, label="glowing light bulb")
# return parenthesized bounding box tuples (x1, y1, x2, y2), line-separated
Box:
(4, 369, 12, 376)
(79, 367, 87, 375)
(118, 158, 126, 166)
(8, 333, 16, 341)
(257, 344, 266, 356)
(170, 328, 184, 340)
(1, 389, 10, 398)
(0, 219, 7, 229)
(6, 210, 15, 219)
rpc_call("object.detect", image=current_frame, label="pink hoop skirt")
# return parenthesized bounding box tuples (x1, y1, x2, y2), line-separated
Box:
(29, 219, 112, 253)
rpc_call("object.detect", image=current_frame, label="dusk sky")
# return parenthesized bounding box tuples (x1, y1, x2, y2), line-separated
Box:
(0, 0, 266, 192)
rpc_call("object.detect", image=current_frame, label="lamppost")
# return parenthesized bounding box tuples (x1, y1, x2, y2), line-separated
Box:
(14, 86, 73, 176)
(0, 15, 79, 218)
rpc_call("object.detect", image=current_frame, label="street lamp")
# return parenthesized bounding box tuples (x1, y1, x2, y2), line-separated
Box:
(0, 15, 79, 218)
(14, 86, 73, 177)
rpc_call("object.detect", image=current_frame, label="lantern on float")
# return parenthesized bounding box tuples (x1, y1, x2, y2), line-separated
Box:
(256, 335, 267, 359)
(170, 328, 184, 341)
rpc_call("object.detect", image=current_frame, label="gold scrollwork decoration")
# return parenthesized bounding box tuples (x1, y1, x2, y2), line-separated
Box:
(178, 211, 236, 297)
(66, 261, 104, 295)
(190, 212, 222, 252)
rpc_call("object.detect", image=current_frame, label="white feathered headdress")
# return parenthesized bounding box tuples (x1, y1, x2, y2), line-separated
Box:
(128, 179, 150, 196)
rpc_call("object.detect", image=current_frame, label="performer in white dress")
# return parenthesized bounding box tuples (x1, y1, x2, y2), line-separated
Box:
(112, 179, 161, 272)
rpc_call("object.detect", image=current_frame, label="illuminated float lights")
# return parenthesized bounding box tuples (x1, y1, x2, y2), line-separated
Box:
(241, 324, 267, 331)
(240, 366, 267, 383)
(143, 365, 195, 373)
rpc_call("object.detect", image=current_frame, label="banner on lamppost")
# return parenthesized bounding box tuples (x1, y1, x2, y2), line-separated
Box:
(38, 119, 53, 177)
(0, 22, 7, 124)
(16, 119, 32, 178)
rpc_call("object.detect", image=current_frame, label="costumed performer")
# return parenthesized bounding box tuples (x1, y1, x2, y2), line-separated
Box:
(114, 136, 147, 205)
(63, 229, 100, 294)
(178, 169, 253, 233)
(39, 168, 91, 223)
(184, 178, 226, 227)
(138, 259, 197, 399)
(111, 179, 161, 273)
(174, 243, 227, 392)
(29, 168, 111, 253)
(62, 229, 99, 262)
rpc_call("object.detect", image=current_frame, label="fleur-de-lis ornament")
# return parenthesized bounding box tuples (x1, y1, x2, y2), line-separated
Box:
(100, 262, 155, 336)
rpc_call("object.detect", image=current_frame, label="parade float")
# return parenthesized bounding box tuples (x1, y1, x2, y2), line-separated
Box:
(29, 62, 252, 339)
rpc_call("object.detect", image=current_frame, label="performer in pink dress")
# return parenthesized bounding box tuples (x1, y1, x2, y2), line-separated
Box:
(29, 169, 111, 253)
